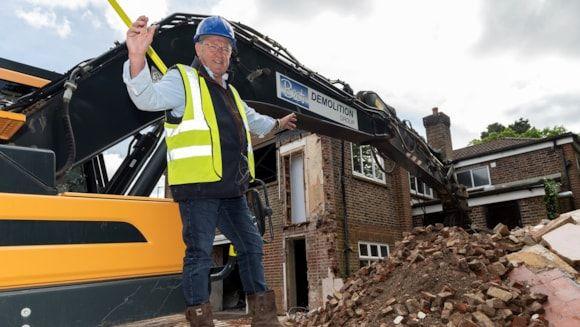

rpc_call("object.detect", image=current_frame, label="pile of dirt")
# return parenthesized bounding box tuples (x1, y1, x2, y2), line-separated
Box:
(292, 224, 549, 327)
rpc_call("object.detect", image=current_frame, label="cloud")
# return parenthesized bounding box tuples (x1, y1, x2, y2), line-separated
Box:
(22, 0, 99, 10)
(82, 10, 102, 29)
(252, 0, 373, 20)
(507, 93, 580, 131)
(475, 0, 580, 57)
(15, 7, 72, 38)
(100, 0, 173, 40)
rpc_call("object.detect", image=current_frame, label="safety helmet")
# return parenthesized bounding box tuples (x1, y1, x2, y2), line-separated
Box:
(193, 16, 236, 50)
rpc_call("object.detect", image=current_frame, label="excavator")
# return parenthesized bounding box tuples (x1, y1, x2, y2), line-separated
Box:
(0, 12, 468, 327)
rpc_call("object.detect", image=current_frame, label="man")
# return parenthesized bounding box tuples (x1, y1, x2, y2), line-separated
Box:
(123, 15, 296, 327)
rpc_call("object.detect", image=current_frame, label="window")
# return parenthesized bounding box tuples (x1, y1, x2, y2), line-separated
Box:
(351, 144, 386, 183)
(409, 173, 433, 198)
(456, 166, 491, 190)
(283, 152, 307, 224)
(358, 242, 389, 267)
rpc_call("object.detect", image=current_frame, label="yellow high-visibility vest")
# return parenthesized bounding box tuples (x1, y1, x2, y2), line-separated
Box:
(164, 64, 255, 185)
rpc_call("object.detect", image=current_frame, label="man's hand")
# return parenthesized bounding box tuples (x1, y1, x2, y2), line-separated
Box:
(278, 113, 297, 130)
(126, 16, 157, 78)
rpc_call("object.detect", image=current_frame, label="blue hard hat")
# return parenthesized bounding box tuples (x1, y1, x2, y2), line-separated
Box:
(193, 16, 236, 50)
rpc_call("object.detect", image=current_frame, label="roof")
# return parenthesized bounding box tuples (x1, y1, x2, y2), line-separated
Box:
(452, 133, 579, 162)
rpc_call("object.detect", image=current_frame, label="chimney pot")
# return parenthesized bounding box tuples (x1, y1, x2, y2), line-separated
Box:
(432, 107, 438, 115)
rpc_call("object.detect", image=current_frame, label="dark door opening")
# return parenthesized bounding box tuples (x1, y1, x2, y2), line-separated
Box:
(422, 211, 445, 226)
(286, 238, 308, 311)
(254, 143, 277, 184)
(486, 201, 522, 229)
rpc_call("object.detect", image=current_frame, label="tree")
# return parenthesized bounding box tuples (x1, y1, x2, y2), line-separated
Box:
(480, 122, 505, 139)
(470, 118, 568, 145)
(508, 118, 531, 134)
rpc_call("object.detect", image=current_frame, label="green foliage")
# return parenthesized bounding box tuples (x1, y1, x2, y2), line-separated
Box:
(543, 179, 559, 220)
(469, 117, 568, 145)
(508, 118, 531, 134)
(480, 122, 505, 139)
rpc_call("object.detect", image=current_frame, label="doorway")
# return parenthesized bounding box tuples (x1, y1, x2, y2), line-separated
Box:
(286, 238, 308, 311)
(485, 201, 522, 229)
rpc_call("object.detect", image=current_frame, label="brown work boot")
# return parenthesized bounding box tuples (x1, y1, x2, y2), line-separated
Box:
(247, 290, 282, 326)
(185, 302, 214, 327)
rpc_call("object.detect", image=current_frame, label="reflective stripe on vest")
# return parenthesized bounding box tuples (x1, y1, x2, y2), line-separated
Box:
(164, 64, 255, 185)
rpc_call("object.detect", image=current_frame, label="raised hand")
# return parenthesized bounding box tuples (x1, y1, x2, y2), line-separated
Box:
(126, 16, 157, 77)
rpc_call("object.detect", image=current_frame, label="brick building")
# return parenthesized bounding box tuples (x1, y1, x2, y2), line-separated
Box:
(210, 108, 579, 313)
(210, 130, 413, 313)
(411, 108, 580, 230)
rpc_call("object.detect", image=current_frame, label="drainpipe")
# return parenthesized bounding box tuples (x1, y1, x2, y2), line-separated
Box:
(340, 141, 350, 277)
(558, 191, 573, 198)
(555, 140, 572, 196)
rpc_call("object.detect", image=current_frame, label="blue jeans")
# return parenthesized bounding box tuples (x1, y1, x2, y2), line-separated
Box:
(178, 196, 268, 306)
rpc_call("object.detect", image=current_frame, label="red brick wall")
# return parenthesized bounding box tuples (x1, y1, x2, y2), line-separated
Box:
(562, 144, 580, 209)
(468, 206, 486, 228)
(261, 182, 288, 312)
(458, 147, 563, 186)
(518, 196, 547, 225)
(330, 139, 412, 277)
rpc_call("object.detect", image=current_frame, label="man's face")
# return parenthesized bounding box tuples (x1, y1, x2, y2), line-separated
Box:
(195, 35, 232, 78)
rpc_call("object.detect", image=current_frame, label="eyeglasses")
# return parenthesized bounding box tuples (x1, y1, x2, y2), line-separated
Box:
(203, 42, 232, 55)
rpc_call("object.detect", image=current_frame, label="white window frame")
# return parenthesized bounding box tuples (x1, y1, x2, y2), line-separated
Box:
(455, 165, 492, 190)
(358, 241, 389, 267)
(408, 173, 434, 199)
(351, 143, 386, 184)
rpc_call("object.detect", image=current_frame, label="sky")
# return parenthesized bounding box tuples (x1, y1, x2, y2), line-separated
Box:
(2, 0, 579, 149)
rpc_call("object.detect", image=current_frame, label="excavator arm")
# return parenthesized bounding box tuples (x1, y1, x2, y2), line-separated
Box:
(3, 13, 468, 225)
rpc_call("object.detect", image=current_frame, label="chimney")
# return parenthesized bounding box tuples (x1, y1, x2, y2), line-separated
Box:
(423, 107, 453, 161)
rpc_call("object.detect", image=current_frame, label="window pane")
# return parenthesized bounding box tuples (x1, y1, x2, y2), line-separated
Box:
(375, 167, 384, 181)
(457, 171, 473, 188)
(359, 243, 368, 256)
(370, 244, 378, 257)
(380, 246, 388, 257)
(290, 154, 306, 224)
(472, 167, 490, 187)
(352, 144, 361, 173)
(417, 180, 424, 194)
(361, 146, 373, 177)
(409, 175, 417, 191)
(373, 149, 384, 180)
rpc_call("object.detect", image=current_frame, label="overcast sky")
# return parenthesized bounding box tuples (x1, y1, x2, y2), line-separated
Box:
(2, 0, 579, 148)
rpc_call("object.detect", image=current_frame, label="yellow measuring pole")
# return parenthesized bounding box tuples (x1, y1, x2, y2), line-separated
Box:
(107, 0, 168, 74)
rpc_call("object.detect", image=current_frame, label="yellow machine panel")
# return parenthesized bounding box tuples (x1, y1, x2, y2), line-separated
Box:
(0, 192, 184, 290)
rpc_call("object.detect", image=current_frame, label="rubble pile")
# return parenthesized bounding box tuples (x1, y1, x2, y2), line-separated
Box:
(293, 224, 550, 326)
